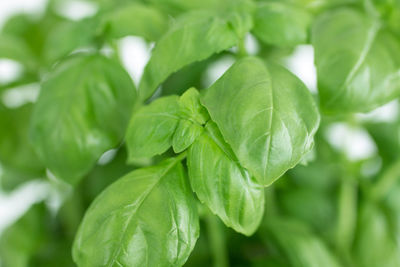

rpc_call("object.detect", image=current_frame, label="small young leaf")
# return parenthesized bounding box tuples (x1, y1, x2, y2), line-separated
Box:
(138, 9, 252, 100)
(188, 121, 265, 235)
(312, 8, 400, 113)
(73, 157, 199, 267)
(30, 54, 136, 184)
(172, 120, 203, 153)
(201, 57, 320, 186)
(178, 87, 209, 125)
(126, 96, 180, 161)
(102, 2, 168, 41)
(252, 2, 311, 47)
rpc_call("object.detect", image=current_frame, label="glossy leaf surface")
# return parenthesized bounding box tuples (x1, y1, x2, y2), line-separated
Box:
(73, 158, 199, 267)
(30, 54, 136, 184)
(126, 96, 180, 161)
(138, 9, 252, 100)
(188, 122, 264, 235)
(201, 57, 320, 186)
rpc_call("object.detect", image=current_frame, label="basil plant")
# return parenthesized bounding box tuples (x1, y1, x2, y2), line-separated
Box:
(1, 0, 400, 266)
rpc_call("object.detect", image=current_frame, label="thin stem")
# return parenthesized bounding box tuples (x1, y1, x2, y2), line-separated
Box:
(369, 159, 400, 201)
(335, 175, 357, 263)
(205, 210, 229, 267)
(237, 37, 248, 58)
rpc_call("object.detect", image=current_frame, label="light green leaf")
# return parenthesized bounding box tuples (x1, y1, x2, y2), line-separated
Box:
(188, 121, 265, 235)
(201, 57, 320, 186)
(102, 2, 168, 41)
(261, 217, 342, 267)
(252, 2, 311, 47)
(138, 9, 252, 101)
(126, 96, 180, 161)
(312, 8, 400, 113)
(178, 87, 209, 125)
(73, 157, 199, 267)
(44, 18, 98, 63)
(172, 120, 203, 153)
(30, 54, 136, 184)
(0, 35, 36, 68)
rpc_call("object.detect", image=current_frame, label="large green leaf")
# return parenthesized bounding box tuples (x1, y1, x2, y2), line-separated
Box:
(188, 121, 265, 235)
(102, 2, 168, 41)
(73, 157, 199, 267)
(138, 7, 253, 100)
(30, 54, 136, 184)
(252, 2, 311, 47)
(201, 57, 320, 186)
(312, 8, 400, 113)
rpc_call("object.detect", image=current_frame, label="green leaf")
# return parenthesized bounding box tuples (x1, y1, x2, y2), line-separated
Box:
(138, 9, 252, 101)
(126, 96, 180, 161)
(0, 104, 43, 175)
(0, 35, 36, 69)
(201, 57, 320, 186)
(44, 18, 98, 63)
(261, 217, 342, 267)
(30, 54, 136, 184)
(172, 120, 203, 153)
(102, 2, 168, 41)
(252, 2, 311, 47)
(126, 87, 209, 158)
(73, 157, 199, 267)
(312, 8, 400, 113)
(188, 121, 264, 235)
(353, 203, 400, 267)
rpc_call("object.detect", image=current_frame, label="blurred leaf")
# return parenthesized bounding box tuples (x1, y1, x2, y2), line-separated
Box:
(353, 203, 400, 267)
(102, 2, 168, 41)
(312, 8, 400, 113)
(0, 203, 49, 267)
(260, 217, 342, 267)
(365, 121, 400, 163)
(253, 2, 311, 47)
(44, 18, 99, 63)
(30, 54, 137, 184)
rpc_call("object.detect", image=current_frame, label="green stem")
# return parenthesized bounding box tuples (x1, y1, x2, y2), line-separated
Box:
(369, 159, 400, 201)
(237, 38, 248, 58)
(205, 210, 229, 267)
(335, 176, 357, 262)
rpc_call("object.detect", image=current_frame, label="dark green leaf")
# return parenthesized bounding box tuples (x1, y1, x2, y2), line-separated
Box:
(201, 57, 320, 186)
(73, 157, 199, 267)
(30, 54, 136, 184)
